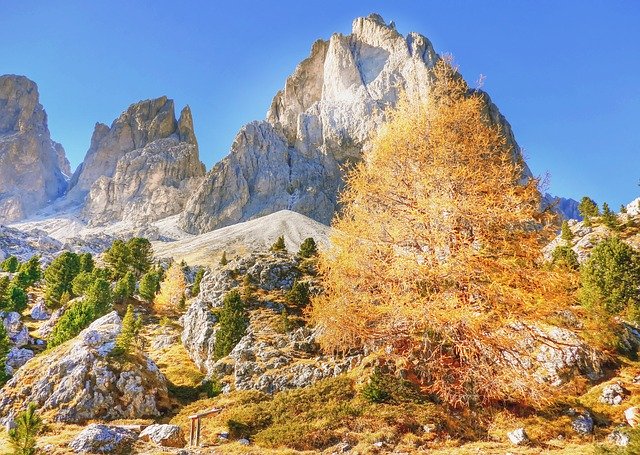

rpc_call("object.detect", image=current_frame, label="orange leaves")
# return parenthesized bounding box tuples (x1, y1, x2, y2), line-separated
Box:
(311, 59, 571, 407)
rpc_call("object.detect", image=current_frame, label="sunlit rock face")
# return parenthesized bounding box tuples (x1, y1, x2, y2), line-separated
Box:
(0, 75, 70, 223)
(68, 97, 206, 226)
(179, 14, 527, 234)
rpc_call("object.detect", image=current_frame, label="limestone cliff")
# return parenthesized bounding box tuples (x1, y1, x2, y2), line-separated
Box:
(69, 98, 206, 226)
(0, 75, 69, 223)
(179, 14, 528, 233)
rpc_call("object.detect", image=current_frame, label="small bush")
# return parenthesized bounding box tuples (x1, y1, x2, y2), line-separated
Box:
(286, 280, 310, 306)
(298, 237, 318, 258)
(270, 236, 286, 253)
(192, 268, 205, 296)
(8, 403, 42, 455)
(361, 368, 391, 403)
(201, 377, 223, 398)
(1, 256, 19, 273)
(551, 245, 579, 270)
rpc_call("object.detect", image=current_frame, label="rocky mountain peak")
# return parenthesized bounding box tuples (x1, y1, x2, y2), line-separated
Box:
(178, 14, 514, 234)
(0, 75, 70, 223)
(68, 96, 188, 198)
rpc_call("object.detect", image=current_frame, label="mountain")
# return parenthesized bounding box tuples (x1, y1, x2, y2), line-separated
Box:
(178, 14, 529, 234)
(67, 97, 206, 226)
(0, 75, 70, 223)
(543, 193, 582, 220)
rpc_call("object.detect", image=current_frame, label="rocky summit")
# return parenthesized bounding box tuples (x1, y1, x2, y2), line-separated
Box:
(68, 97, 206, 226)
(0, 75, 69, 223)
(177, 13, 530, 234)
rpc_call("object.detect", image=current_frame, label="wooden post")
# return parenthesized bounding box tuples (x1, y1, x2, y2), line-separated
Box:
(188, 408, 222, 447)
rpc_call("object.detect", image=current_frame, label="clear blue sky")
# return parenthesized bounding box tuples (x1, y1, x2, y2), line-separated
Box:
(2, 1, 639, 208)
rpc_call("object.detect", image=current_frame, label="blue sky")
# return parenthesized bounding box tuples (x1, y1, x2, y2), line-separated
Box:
(2, 1, 639, 208)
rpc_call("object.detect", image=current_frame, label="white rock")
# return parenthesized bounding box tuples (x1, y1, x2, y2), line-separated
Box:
(30, 299, 51, 320)
(139, 424, 186, 448)
(507, 428, 529, 446)
(69, 424, 138, 454)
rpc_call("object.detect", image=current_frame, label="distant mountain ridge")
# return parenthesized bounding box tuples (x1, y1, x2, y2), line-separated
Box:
(0, 14, 580, 243)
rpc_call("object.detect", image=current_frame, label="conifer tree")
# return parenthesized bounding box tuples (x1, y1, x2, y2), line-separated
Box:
(114, 271, 136, 302)
(44, 252, 81, 308)
(287, 280, 310, 306)
(0, 322, 10, 386)
(113, 304, 139, 356)
(560, 220, 574, 244)
(154, 263, 186, 314)
(4, 282, 27, 313)
(71, 271, 93, 296)
(1, 256, 19, 273)
(298, 237, 318, 258)
(551, 245, 579, 270)
(104, 240, 131, 279)
(242, 273, 256, 303)
(8, 403, 42, 455)
(580, 236, 640, 320)
(219, 251, 228, 266)
(621, 204, 628, 214)
(311, 59, 571, 407)
(270, 236, 287, 253)
(0, 276, 9, 308)
(578, 196, 599, 219)
(17, 256, 41, 287)
(192, 268, 205, 296)
(126, 237, 153, 277)
(601, 202, 619, 229)
(79, 252, 95, 273)
(139, 271, 160, 303)
(213, 290, 247, 359)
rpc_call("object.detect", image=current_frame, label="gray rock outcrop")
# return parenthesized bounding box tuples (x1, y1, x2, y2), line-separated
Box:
(179, 14, 528, 234)
(67, 97, 205, 226)
(0, 311, 170, 423)
(0, 75, 69, 222)
(69, 424, 138, 454)
(139, 424, 186, 448)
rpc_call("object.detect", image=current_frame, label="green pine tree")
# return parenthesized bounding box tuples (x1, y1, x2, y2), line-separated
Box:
(192, 268, 205, 296)
(298, 237, 318, 258)
(621, 204, 628, 214)
(5, 282, 27, 313)
(114, 271, 136, 302)
(551, 245, 579, 270)
(213, 290, 247, 359)
(578, 196, 599, 219)
(601, 202, 619, 229)
(44, 252, 81, 308)
(139, 271, 160, 303)
(560, 220, 574, 244)
(104, 240, 131, 280)
(48, 278, 113, 347)
(242, 273, 256, 303)
(219, 251, 228, 266)
(16, 256, 41, 287)
(1, 256, 19, 273)
(126, 238, 153, 277)
(8, 403, 42, 455)
(0, 276, 9, 309)
(0, 322, 10, 386)
(79, 253, 95, 273)
(270, 235, 287, 253)
(580, 236, 640, 320)
(113, 304, 139, 356)
(286, 280, 310, 306)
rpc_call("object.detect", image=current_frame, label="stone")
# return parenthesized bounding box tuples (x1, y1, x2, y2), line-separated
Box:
(625, 406, 640, 427)
(178, 14, 528, 234)
(5, 347, 34, 375)
(69, 424, 138, 454)
(151, 333, 178, 350)
(1, 311, 30, 347)
(0, 75, 69, 223)
(608, 429, 630, 447)
(0, 312, 170, 423)
(600, 383, 627, 405)
(571, 412, 594, 435)
(139, 424, 186, 448)
(507, 428, 529, 446)
(30, 298, 51, 320)
(238, 438, 250, 445)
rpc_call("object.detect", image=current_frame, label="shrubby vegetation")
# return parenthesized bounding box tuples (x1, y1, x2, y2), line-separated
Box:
(270, 235, 286, 253)
(8, 403, 42, 455)
(1, 255, 19, 273)
(297, 237, 318, 258)
(213, 290, 247, 359)
(139, 269, 161, 303)
(44, 252, 81, 308)
(112, 304, 141, 356)
(48, 278, 113, 347)
(192, 267, 205, 296)
(286, 280, 310, 306)
(154, 262, 186, 314)
(0, 322, 10, 386)
(580, 236, 640, 322)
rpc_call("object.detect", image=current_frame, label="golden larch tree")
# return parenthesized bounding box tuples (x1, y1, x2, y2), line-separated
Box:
(311, 59, 573, 407)
(154, 263, 186, 315)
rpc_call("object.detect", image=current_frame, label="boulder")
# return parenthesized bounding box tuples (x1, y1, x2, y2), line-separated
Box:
(1, 311, 30, 347)
(0, 312, 170, 423)
(4, 347, 34, 374)
(139, 424, 186, 448)
(625, 406, 640, 427)
(608, 428, 630, 447)
(507, 428, 529, 446)
(69, 424, 138, 454)
(30, 299, 50, 320)
(600, 383, 627, 405)
(571, 411, 594, 435)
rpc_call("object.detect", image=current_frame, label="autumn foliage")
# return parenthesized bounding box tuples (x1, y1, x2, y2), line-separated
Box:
(311, 59, 573, 407)
(154, 262, 187, 315)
